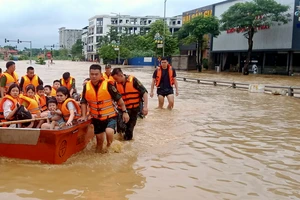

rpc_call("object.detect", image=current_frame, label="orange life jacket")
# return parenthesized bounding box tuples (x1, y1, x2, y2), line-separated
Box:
(36, 94, 47, 112)
(60, 77, 74, 91)
(102, 72, 115, 82)
(85, 80, 117, 121)
(50, 88, 56, 97)
(0, 95, 18, 121)
(58, 98, 81, 121)
(155, 65, 174, 87)
(19, 94, 41, 115)
(3, 71, 19, 91)
(22, 75, 39, 92)
(115, 75, 140, 109)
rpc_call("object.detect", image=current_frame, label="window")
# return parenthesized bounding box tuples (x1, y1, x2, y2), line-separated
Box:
(97, 18, 103, 26)
(177, 21, 181, 25)
(96, 36, 100, 42)
(96, 27, 103, 34)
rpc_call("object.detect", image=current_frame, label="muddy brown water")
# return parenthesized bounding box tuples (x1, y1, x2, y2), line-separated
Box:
(0, 61, 299, 200)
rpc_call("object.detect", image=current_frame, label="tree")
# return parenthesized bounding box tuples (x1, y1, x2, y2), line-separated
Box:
(178, 15, 220, 71)
(120, 46, 131, 59)
(220, 0, 291, 75)
(71, 39, 83, 58)
(147, 20, 178, 57)
(98, 45, 117, 64)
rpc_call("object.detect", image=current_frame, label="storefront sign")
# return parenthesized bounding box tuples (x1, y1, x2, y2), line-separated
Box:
(182, 6, 213, 24)
(227, 25, 270, 34)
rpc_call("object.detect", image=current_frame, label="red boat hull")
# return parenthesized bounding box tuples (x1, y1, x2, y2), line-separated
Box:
(0, 120, 94, 164)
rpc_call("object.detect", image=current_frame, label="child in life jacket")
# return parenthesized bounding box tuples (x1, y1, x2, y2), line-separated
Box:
(41, 98, 65, 130)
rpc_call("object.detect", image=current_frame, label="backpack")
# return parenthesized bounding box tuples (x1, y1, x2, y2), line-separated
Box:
(14, 105, 32, 126)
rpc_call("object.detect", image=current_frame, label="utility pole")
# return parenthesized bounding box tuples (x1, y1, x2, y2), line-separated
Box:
(163, 0, 167, 57)
(112, 12, 121, 64)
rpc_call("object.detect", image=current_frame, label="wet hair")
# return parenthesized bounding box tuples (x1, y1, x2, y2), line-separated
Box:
(47, 97, 58, 106)
(36, 85, 44, 91)
(6, 61, 15, 69)
(25, 84, 36, 93)
(7, 83, 20, 95)
(161, 57, 168, 61)
(105, 64, 111, 69)
(84, 78, 90, 81)
(111, 68, 123, 76)
(90, 64, 102, 72)
(53, 80, 61, 85)
(44, 85, 52, 90)
(56, 86, 70, 98)
(62, 72, 70, 80)
(27, 66, 34, 72)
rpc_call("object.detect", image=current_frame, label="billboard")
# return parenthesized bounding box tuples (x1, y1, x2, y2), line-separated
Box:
(182, 5, 213, 24)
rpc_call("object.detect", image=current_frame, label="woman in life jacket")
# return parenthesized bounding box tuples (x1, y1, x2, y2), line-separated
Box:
(56, 86, 81, 126)
(0, 83, 21, 127)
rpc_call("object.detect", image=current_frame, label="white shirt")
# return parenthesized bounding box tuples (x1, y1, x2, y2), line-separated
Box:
(3, 99, 13, 119)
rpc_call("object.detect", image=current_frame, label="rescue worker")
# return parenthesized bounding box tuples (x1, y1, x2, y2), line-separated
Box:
(150, 57, 179, 110)
(0, 61, 19, 98)
(102, 64, 115, 82)
(111, 68, 148, 140)
(19, 66, 43, 93)
(78, 64, 129, 153)
(60, 72, 76, 97)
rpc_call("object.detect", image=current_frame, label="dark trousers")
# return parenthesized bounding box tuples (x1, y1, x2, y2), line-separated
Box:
(117, 108, 139, 140)
(124, 108, 139, 140)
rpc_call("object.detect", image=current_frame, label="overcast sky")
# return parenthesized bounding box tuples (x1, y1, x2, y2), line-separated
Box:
(0, 0, 223, 49)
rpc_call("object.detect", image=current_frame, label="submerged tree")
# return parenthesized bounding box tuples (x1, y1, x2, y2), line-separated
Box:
(220, 0, 291, 75)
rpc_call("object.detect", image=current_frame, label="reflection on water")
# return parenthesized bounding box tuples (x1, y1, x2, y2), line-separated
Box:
(0, 61, 299, 200)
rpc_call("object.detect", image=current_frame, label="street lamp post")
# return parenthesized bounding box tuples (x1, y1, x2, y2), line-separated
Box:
(163, 0, 167, 57)
(154, 32, 163, 68)
(111, 40, 120, 64)
(111, 12, 121, 64)
(5, 38, 32, 64)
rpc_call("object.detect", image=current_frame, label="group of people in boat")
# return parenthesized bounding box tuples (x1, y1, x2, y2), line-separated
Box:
(0, 57, 179, 152)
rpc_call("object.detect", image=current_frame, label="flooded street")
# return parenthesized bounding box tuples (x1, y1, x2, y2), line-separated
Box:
(0, 61, 300, 200)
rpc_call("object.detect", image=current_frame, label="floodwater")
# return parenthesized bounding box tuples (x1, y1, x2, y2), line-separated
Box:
(0, 60, 299, 200)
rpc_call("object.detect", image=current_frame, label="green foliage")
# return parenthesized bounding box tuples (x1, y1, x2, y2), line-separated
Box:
(220, 0, 290, 32)
(96, 19, 179, 60)
(178, 15, 220, 70)
(202, 58, 208, 69)
(120, 46, 131, 59)
(130, 49, 155, 57)
(178, 15, 220, 44)
(71, 39, 83, 57)
(59, 48, 69, 57)
(36, 57, 46, 65)
(98, 45, 117, 64)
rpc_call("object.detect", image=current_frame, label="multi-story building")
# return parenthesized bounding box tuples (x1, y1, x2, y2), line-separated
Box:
(59, 27, 82, 50)
(178, 0, 300, 75)
(81, 26, 88, 60)
(84, 14, 182, 61)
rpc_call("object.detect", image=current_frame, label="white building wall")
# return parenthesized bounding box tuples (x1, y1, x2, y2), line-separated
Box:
(58, 27, 82, 50)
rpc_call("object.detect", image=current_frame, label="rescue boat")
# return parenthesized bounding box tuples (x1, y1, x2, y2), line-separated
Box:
(0, 120, 94, 164)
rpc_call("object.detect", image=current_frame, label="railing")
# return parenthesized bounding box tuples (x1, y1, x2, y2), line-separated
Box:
(177, 76, 300, 97)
